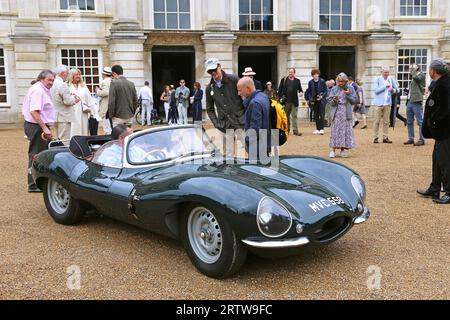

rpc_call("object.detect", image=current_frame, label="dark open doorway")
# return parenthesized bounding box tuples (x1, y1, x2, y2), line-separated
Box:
(238, 46, 277, 90)
(152, 46, 195, 113)
(319, 46, 356, 81)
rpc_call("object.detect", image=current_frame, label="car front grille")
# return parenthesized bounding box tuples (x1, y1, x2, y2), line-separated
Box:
(313, 216, 351, 242)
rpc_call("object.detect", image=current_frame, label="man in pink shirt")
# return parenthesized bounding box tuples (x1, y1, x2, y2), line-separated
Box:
(23, 70, 56, 192)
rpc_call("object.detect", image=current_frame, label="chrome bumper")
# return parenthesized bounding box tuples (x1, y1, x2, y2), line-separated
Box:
(242, 237, 310, 249)
(354, 207, 370, 225)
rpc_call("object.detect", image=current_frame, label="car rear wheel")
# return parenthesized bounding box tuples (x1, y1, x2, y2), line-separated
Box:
(43, 178, 85, 225)
(181, 205, 247, 279)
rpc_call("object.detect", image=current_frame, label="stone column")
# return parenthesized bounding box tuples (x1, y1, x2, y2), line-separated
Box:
(201, 32, 236, 122)
(287, 33, 320, 82)
(367, 0, 393, 31)
(364, 33, 401, 111)
(439, 1, 450, 61)
(9, 0, 49, 121)
(287, 0, 312, 31)
(107, 0, 146, 87)
(204, 1, 229, 31)
(286, 32, 320, 119)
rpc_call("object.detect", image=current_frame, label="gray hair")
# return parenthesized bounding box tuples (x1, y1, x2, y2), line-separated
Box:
(381, 66, 390, 72)
(336, 72, 348, 82)
(429, 58, 449, 76)
(36, 70, 55, 81)
(53, 65, 69, 76)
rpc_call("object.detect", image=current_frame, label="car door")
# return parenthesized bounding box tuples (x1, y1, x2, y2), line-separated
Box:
(75, 161, 122, 218)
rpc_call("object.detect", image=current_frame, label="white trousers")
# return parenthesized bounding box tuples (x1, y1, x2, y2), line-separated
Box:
(102, 118, 112, 135)
(141, 100, 153, 125)
(164, 102, 170, 123)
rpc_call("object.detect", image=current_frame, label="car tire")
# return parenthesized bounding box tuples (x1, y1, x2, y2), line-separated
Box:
(181, 205, 247, 279)
(43, 178, 85, 225)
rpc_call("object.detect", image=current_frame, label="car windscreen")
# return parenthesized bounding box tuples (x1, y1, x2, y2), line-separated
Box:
(127, 127, 216, 165)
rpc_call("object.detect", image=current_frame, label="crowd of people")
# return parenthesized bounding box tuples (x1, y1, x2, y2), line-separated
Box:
(23, 57, 450, 205)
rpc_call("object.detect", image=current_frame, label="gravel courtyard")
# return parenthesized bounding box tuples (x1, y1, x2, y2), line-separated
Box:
(0, 121, 448, 300)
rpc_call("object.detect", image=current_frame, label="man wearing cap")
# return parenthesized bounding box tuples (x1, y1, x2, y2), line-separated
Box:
(96, 67, 113, 134)
(205, 58, 245, 155)
(242, 67, 263, 91)
(51, 64, 80, 141)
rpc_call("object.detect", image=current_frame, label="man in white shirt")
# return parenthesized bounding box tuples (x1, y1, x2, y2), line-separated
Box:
(51, 65, 80, 141)
(139, 81, 154, 126)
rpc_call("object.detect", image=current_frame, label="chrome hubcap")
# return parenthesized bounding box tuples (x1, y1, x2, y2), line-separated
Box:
(187, 207, 222, 264)
(47, 180, 70, 215)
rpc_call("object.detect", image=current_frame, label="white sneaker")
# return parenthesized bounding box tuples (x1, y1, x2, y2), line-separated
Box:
(329, 151, 336, 158)
(313, 130, 320, 135)
(319, 130, 325, 135)
(340, 150, 349, 158)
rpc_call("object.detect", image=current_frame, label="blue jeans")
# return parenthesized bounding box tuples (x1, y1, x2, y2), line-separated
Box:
(406, 101, 424, 142)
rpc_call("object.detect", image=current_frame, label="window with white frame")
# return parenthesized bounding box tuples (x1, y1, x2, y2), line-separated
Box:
(319, 0, 352, 31)
(61, 49, 100, 93)
(397, 48, 428, 94)
(239, 0, 274, 31)
(60, 0, 95, 11)
(154, 0, 191, 29)
(400, 0, 427, 17)
(0, 48, 7, 104)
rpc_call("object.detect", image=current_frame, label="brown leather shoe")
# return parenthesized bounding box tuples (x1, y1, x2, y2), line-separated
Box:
(404, 140, 414, 145)
(373, 138, 379, 144)
(293, 132, 302, 136)
(383, 138, 393, 144)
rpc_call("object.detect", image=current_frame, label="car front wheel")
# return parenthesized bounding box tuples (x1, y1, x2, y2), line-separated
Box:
(43, 178, 85, 225)
(181, 205, 247, 279)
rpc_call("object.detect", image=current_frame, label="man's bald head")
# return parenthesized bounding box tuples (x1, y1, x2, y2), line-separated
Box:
(237, 76, 256, 99)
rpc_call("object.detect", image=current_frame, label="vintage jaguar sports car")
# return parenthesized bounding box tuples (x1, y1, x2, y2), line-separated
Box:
(33, 125, 370, 279)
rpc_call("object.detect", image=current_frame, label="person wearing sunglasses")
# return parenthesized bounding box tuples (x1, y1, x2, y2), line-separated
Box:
(205, 58, 245, 156)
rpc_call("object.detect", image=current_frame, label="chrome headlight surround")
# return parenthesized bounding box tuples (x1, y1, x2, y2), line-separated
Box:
(351, 175, 367, 205)
(257, 197, 293, 238)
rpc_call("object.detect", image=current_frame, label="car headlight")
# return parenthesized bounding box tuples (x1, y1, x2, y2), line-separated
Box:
(351, 175, 366, 205)
(257, 197, 293, 238)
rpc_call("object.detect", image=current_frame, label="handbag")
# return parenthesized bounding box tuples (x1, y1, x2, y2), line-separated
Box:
(82, 103, 91, 114)
(88, 115, 99, 136)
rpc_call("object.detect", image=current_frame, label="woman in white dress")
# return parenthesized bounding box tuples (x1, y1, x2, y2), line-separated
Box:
(67, 69, 96, 137)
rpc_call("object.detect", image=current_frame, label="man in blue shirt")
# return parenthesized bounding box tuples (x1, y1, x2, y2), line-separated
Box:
(237, 77, 271, 160)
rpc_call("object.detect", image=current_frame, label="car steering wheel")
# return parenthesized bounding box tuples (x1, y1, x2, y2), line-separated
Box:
(142, 149, 167, 161)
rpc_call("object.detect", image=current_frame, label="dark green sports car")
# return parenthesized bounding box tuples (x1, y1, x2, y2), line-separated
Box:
(33, 125, 369, 279)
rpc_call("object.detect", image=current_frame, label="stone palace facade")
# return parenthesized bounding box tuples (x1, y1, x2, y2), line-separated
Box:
(1, 0, 450, 123)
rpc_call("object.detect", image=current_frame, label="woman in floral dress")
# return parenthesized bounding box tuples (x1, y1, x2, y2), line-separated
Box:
(328, 73, 357, 158)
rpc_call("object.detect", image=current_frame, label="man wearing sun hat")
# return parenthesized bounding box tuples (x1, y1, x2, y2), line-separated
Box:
(96, 67, 113, 134)
(205, 57, 245, 155)
(242, 67, 263, 91)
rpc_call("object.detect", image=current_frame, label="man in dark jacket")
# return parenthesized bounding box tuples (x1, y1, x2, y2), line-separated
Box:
(205, 58, 245, 155)
(108, 65, 138, 127)
(417, 59, 450, 204)
(237, 77, 271, 160)
(307, 69, 328, 135)
(278, 68, 303, 136)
